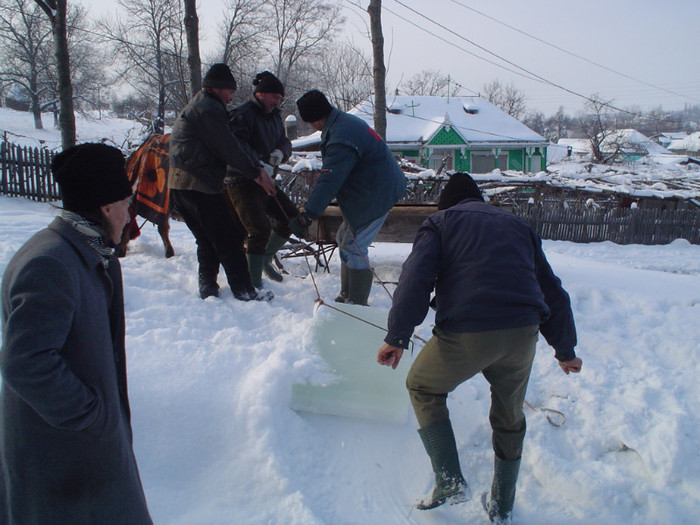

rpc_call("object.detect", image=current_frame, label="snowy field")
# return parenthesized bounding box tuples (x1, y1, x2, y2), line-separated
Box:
(1, 196, 699, 525)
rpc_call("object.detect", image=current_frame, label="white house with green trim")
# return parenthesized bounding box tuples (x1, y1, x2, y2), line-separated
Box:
(303, 95, 545, 174)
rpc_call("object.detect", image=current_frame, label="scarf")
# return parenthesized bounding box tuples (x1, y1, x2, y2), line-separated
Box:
(60, 210, 114, 264)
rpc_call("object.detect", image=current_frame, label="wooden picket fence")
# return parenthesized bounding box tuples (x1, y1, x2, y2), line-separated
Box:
(0, 139, 59, 202)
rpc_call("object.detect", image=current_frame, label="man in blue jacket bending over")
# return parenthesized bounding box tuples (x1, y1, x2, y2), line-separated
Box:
(377, 173, 582, 522)
(291, 90, 406, 305)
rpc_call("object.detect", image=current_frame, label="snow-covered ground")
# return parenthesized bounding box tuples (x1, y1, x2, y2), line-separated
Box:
(2, 108, 700, 524)
(1, 197, 699, 525)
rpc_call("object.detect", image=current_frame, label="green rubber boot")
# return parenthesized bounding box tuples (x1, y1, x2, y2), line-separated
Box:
(334, 262, 350, 303)
(416, 419, 470, 510)
(246, 253, 265, 289)
(263, 231, 288, 282)
(346, 268, 373, 306)
(485, 456, 521, 524)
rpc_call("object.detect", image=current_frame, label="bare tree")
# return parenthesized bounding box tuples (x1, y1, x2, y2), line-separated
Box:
(99, 0, 188, 132)
(33, 0, 75, 147)
(0, 0, 53, 129)
(367, 0, 385, 139)
(261, 0, 343, 85)
(483, 78, 526, 119)
(315, 40, 372, 111)
(579, 95, 625, 164)
(401, 69, 461, 97)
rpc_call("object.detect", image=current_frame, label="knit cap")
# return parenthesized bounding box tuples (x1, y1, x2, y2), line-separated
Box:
(51, 143, 132, 212)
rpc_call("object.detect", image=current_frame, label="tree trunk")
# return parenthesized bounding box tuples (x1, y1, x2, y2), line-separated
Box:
(53, 0, 75, 148)
(184, 0, 202, 98)
(367, 0, 386, 140)
(35, 0, 75, 148)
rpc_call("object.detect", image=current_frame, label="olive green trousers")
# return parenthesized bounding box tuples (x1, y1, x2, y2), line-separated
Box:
(406, 325, 538, 461)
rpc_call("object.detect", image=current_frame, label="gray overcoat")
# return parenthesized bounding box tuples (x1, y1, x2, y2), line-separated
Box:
(0, 217, 152, 524)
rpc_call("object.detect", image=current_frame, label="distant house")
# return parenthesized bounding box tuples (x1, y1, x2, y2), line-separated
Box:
(558, 130, 673, 162)
(600, 129, 673, 161)
(667, 132, 700, 156)
(293, 96, 549, 173)
(654, 132, 688, 149)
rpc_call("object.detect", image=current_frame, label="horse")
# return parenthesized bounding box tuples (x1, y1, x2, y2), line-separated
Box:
(116, 133, 175, 258)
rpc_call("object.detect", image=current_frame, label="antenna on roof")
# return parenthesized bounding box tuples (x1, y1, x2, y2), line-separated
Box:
(447, 74, 451, 103)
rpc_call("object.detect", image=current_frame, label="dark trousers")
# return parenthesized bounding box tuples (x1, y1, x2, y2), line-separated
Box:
(226, 182, 298, 254)
(406, 325, 538, 461)
(170, 189, 254, 296)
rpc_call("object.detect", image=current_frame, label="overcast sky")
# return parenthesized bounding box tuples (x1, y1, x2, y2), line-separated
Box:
(80, 0, 700, 116)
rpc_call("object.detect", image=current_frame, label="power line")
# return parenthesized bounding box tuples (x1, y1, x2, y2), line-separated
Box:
(389, 0, 674, 122)
(448, 0, 700, 105)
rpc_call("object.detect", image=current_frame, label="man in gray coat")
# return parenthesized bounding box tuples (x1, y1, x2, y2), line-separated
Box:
(377, 173, 582, 522)
(1, 143, 152, 524)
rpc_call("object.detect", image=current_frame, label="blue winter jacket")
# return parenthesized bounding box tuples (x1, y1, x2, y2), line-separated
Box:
(385, 199, 577, 361)
(303, 108, 406, 231)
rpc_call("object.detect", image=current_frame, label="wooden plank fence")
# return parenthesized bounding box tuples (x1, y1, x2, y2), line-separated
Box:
(0, 139, 59, 202)
(518, 205, 700, 245)
(2, 143, 698, 245)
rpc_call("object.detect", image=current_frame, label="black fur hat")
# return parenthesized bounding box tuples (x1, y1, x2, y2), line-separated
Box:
(437, 172, 484, 210)
(202, 63, 237, 90)
(51, 143, 132, 212)
(296, 89, 333, 123)
(253, 71, 284, 96)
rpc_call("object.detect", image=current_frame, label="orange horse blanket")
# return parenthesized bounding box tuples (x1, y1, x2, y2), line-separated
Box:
(126, 133, 171, 228)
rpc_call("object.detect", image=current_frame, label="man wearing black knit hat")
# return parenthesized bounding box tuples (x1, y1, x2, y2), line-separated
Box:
(377, 172, 582, 521)
(168, 63, 274, 301)
(225, 71, 299, 289)
(291, 89, 406, 305)
(1, 143, 153, 523)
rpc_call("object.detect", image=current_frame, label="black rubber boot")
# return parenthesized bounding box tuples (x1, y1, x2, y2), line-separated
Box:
(485, 456, 521, 523)
(334, 262, 349, 303)
(416, 419, 469, 510)
(198, 274, 219, 299)
(263, 231, 287, 282)
(346, 268, 373, 306)
(246, 253, 265, 289)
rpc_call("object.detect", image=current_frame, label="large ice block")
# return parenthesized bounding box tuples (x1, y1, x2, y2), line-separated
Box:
(290, 302, 411, 424)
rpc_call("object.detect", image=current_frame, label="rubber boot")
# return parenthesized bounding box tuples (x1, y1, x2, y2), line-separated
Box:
(334, 262, 350, 303)
(416, 419, 469, 510)
(263, 231, 287, 282)
(485, 456, 521, 524)
(346, 268, 373, 306)
(246, 253, 265, 289)
(198, 273, 219, 299)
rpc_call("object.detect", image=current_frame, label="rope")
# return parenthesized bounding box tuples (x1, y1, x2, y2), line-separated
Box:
(524, 400, 566, 427)
(300, 237, 427, 346)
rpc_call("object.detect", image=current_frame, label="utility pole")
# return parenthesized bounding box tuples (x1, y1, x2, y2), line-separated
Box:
(368, 0, 387, 140)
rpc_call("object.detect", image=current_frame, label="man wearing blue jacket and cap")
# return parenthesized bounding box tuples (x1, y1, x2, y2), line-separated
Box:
(291, 89, 406, 306)
(377, 172, 582, 522)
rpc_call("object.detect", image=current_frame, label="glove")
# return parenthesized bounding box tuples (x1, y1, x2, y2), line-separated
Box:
(288, 213, 312, 238)
(259, 162, 275, 178)
(269, 149, 284, 167)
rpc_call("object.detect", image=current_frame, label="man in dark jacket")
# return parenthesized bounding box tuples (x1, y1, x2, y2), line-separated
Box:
(292, 90, 406, 305)
(168, 63, 275, 301)
(1, 144, 152, 524)
(225, 71, 299, 289)
(377, 173, 582, 521)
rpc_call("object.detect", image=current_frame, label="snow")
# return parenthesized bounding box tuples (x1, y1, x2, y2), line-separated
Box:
(2, 108, 700, 524)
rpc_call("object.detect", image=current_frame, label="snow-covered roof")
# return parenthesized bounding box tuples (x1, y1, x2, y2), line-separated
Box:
(292, 96, 547, 150)
(668, 131, 700, 153)
(557, 138, 591, 155)
(350, 95, 546, 146)
(601, 129, 672, 156)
